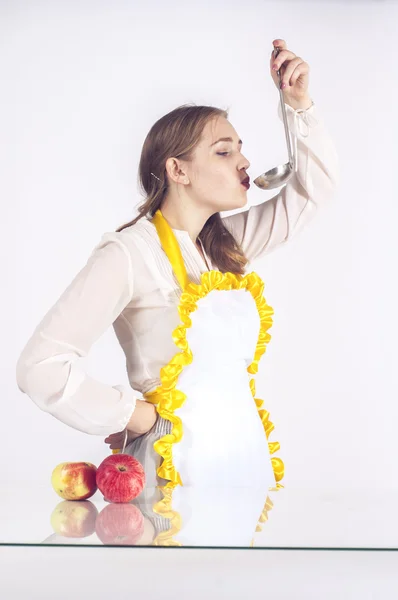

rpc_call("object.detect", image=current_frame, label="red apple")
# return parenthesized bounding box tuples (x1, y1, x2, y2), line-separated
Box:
(51, 462, 97, 500)
(96, 454, 145, 503)
(50, 500, 98, 538)
(95, 503, 145, 545)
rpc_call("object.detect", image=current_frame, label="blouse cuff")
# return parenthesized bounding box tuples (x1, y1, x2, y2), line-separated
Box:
(278, 98, 319, 138)
(45, 375, 138, 436)
(111, 385, 138, 432)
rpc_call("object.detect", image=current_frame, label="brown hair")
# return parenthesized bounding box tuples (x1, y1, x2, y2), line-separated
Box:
(115, 104, 248, 274)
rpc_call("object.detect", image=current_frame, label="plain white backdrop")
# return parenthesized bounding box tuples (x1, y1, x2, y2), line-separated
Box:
(3, 0, 398, 504)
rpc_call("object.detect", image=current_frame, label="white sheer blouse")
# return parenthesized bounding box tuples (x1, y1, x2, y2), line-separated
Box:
(16, 100, 340, 436)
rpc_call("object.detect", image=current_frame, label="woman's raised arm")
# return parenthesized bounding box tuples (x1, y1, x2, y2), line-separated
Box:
(222, 101, 340, 262)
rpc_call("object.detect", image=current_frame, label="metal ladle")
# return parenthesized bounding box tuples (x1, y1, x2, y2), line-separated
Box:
(253, 46, 295, 190)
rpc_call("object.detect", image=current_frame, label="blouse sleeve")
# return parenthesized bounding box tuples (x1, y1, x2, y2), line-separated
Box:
(15, 233, 138, 436)
(221, 100, 340, 262)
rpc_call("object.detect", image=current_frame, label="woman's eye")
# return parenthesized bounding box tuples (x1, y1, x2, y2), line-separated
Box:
(217, 152, 229, 156)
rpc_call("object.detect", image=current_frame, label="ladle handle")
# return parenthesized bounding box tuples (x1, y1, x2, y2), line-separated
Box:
(273, 46, 295, 169)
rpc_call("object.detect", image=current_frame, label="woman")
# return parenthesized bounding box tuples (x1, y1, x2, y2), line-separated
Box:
(16, 39, 339, 493)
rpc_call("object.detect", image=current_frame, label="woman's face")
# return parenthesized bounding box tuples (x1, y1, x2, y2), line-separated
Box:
(186, 116, 251, 212)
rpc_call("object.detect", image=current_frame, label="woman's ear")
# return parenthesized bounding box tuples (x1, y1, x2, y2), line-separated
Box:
(165, 157, 189, 185)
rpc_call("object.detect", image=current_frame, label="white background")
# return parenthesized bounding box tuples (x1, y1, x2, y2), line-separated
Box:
(3, 0, 398, 509)
(1, 545, 398, 600)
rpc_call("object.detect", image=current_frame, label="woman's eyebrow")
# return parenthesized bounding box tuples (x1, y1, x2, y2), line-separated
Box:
(210, 137, 243, 147)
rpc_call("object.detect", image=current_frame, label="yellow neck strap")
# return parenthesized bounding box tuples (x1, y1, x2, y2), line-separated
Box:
(150, 209, 190, 291)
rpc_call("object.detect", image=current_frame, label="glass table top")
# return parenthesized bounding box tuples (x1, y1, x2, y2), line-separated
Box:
(2, 475, 398, 549)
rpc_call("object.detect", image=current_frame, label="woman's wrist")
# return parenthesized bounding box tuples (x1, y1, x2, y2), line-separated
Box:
(284, 93, 313, 111)
(126, 400, 157, 435)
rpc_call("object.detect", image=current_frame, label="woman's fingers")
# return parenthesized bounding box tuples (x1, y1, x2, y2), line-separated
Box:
(289, 61, 310, 87)
(104, 431, 125, 444)
(107, 439, 123, 450)
(272, 38, 287, 50)
(282, 56, 307, 87)
(271, 49, 297, 72)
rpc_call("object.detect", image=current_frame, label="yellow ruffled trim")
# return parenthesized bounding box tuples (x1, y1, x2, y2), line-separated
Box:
(144, 269, 285, 489)
(151, 486, 183, 546)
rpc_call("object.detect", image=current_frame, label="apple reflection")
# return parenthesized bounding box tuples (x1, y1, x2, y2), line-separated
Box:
(50, 500, 98, 538)
(42, 489, 173, 546)
(95, 502, 145, 545)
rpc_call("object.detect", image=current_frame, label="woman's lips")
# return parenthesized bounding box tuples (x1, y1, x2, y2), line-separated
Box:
(241, 182, 250, 190)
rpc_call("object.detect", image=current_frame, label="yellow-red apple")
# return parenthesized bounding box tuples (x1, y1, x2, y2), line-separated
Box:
(51, 461, 97, 500)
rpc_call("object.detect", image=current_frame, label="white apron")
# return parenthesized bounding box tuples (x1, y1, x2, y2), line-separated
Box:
(123, 209, 284, 545)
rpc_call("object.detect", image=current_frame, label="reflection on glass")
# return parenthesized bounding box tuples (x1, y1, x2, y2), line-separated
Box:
(41, 428, 282, 547)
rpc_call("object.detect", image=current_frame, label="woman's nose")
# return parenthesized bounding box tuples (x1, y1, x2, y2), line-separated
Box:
(242, 153, 250, 167)
(240, 156, 250, 170)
